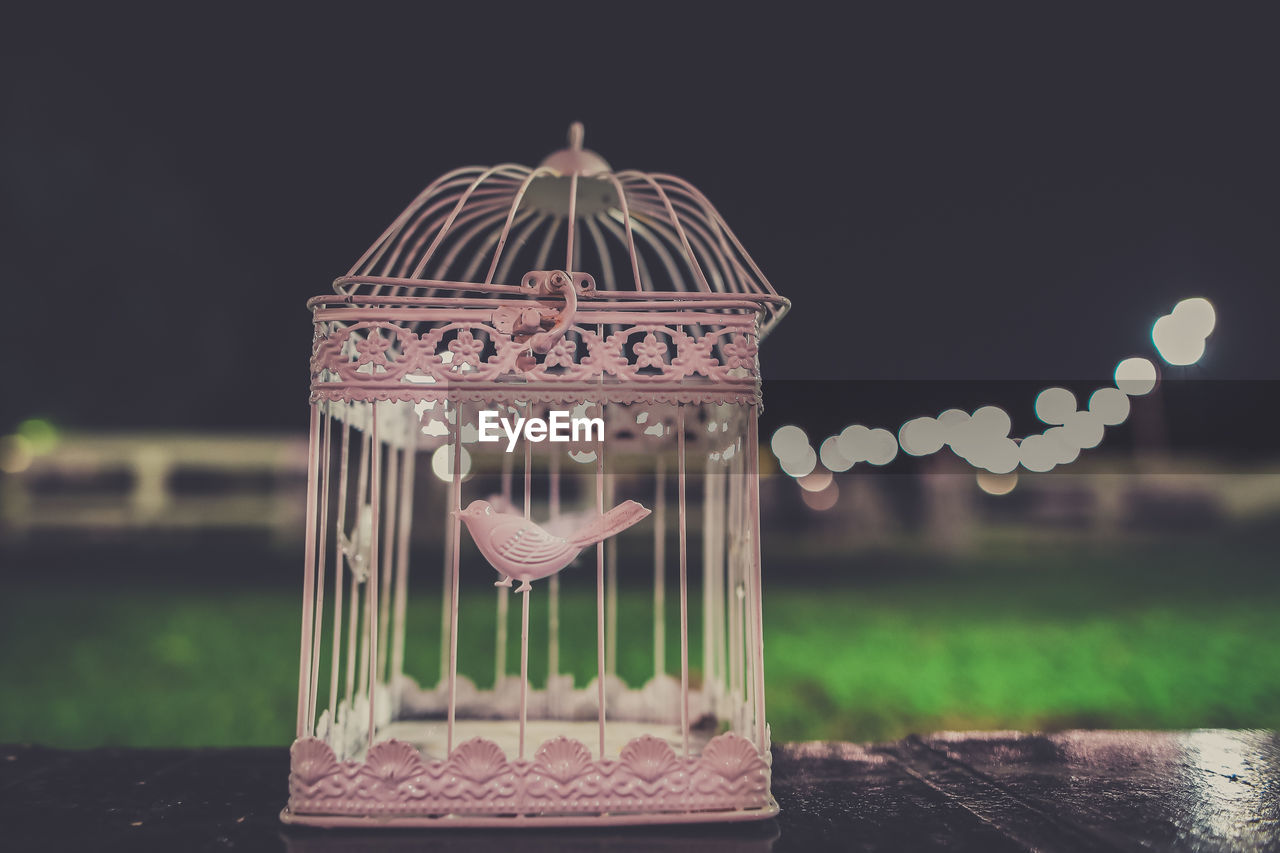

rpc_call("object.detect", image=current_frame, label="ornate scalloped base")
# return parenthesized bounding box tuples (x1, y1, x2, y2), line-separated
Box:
(280, 797, 779, 828)
(286, 731, 772, 826)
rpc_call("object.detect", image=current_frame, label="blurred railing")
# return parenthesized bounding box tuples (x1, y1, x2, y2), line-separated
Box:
(0, 432, 308, 542)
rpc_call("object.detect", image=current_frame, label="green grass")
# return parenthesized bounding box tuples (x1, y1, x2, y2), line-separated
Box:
(3, 531, 1278, 746)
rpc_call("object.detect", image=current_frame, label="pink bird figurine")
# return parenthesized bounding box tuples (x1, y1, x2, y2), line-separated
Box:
(455, 499, 651, 593)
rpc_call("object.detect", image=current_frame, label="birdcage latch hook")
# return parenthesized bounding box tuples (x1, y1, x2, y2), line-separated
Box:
(492, 270, 594, 360)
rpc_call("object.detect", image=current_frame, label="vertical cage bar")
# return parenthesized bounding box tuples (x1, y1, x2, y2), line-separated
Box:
(446, 400, 464, 753)
(524, 403, 533, 519)
(348, 424, 371, 706)
(307, 409, 333, 733)
(495, 450, 512, 684)
(595, 400, 607, 758)
(548, 451, 561, 683)
(391, 427, 415, 689)
(653, 454, 666, 680)
(366, 405, 381, 750)
(439, 496, 453, 687)
(328, 419, 351, 725)
(712, 461, 727, 706)
(346, 566, 361, 709)
(377, 419, 399, 684)
(296, 403, 321, 738)
(518, 580, 531, 758)
(605, 472, 618, 676)
(678, 405, 690, 756)
(518, 406, 533, 758)
(728, 444, 743, 725)
(702, 460, 717, 710)
(747, 409, 768, 748)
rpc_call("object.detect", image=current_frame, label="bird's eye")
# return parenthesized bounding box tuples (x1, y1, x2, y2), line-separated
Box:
(484, 506, 492, 515)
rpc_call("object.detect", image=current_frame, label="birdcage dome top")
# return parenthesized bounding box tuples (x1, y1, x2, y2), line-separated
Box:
(335, 124, 788, 337)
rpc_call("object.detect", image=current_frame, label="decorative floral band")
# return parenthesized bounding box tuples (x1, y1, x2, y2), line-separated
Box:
(309, 386, 761, 407)
(289, 731, 771, 817)
(310, 321, 760, 400)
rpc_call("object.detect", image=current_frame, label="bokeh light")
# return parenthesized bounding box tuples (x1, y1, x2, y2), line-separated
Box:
(800, 479, 839, 511)
(976, 470, 1018, 496)
(778, 445, 817, 478)
(1062, 410, 1104, 449)
(0, 434, 33, 474)
(865, 428, 898, 466)
(971, 405, 1012, 438)
(1153, 297, 1215, 366)
(1115, 357, 1157, 396)
(836, 424, 870, 461)
(1018, 434, 1056, 472)
(1034, 388, 1077, 425)
(1044, 427, 1081, 465)
(797, 468, 833, 493)
(1173, 296, 1216, 337)
(1152, 315, 1206, 365)
(899, 417, 945, 456)
(770, 425, 809, 462)
(1088, 387, 1130, 425)
(17, 418, 59, 455)
(977, 437, 1021, 475)
(819, 436, 854, 472)
(431, 444, 472, 481)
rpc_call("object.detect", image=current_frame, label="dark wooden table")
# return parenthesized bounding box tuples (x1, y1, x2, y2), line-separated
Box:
(3, 730, 1278, 851)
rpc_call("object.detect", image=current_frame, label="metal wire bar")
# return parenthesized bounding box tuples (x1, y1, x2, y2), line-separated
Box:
(547, 451, 561, 683)
(653, 453, 666, 680)
(382, 191, 517, 284)
(600, 171, 643, 291)
(495, 451, 512, 684)
(348, 167, 489, 278)
(446, 401, 464, 752)
(747, 410, 768, 747)
(595, 399, 606, 758)
(366, 405, 381, 750)
(376, 418, 399, 685)
(411, 166, 530, 280)
(617, 172, 713, 293)
(483, 167, 556, 284)
(390, 426, 414, 688)
(418, 203, 518, 283)
(605, 471, 617, 676)
(493, 212, 551, 286)
(461, 208, 536, 284)
(677, 405, 690, 756)
(327, 418, 351, 726)
(296, 404, 321, 738)
(349, 423, 371, 706)
(307, 410, 332, 732)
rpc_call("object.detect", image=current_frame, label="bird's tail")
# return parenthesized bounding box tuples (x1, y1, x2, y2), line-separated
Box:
(569, 500, 651, 549)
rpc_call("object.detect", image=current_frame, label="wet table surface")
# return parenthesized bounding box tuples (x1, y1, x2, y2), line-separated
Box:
(3, 730, 1278, 851)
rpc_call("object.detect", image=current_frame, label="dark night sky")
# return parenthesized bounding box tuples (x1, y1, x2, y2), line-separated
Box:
(4, 4, 1278, 438)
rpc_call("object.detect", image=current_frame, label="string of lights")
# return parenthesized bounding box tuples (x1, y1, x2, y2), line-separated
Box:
(771, 297, 1216, 500)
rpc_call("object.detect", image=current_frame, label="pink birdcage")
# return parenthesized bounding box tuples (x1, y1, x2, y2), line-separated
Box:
(282, 125, 788, 827)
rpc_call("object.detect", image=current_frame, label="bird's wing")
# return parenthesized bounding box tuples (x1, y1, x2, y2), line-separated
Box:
(487, 516, 577, 566)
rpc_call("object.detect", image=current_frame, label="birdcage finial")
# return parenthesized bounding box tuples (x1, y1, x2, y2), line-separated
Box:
(540, 122, 610, 176)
